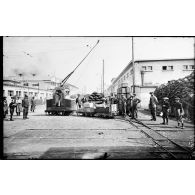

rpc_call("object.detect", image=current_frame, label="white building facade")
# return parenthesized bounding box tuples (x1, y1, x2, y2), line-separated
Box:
(108, 58, 194, 108)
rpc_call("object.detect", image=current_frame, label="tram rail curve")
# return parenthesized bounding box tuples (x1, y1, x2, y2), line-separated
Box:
(114, 116, 193, 159)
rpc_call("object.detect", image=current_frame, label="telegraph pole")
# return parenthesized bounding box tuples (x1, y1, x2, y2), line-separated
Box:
(103, 59, 105, 96)
(132, 37, 135, 93)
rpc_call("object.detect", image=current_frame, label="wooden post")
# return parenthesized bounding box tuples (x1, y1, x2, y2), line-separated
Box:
(132, 37, 135, 93)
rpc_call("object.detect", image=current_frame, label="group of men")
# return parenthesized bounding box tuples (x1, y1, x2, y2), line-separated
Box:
(119, 93, 141, 118)
(149, 92, 184, 128)
(3, 95, 36, 121)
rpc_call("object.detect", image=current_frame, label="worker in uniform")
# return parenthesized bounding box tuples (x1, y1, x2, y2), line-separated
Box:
(126, 95, 133, 117)
(161, 97, 170, 125)
(22, 95, 29, 119)
(16, 96, 22, 116)
(9, 98, 16, 121)
(121, 94, 127, 116)
(131, 93, 141, 119)
(149, 92, 158, 121)
(174, 97, 184, 129)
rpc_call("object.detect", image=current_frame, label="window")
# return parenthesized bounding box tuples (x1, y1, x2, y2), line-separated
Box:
(8, 90, 14, 96)
(183, 65, 194, 70)
(127, 73, 129, 78)
(168, 66, 173, 70)
(142, 66, 153, 71)
(24, 91, 27, 96)
(124, 75, 125, 80)
(162, 66, 167, 70)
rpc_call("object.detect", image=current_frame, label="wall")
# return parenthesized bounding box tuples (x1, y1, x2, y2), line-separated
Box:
(135, 60, 194, 86)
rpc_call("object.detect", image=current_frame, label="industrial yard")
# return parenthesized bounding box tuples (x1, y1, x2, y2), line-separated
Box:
(3, 105, 194, 159)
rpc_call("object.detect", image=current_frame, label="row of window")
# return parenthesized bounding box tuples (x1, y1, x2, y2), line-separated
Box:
(142, 65, 194, 71)
(7, 90, 39, 97)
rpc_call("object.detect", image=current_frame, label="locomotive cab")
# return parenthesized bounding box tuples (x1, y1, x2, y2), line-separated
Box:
(45, 87, 76, 115)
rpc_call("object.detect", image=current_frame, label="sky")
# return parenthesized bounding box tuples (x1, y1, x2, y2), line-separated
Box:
(3, 37, 195, 93)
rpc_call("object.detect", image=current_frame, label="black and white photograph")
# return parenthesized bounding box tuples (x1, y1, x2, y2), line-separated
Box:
(2, 36, 195, 160)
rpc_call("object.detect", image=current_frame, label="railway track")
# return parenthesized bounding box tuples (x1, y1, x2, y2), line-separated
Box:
(114, 116, 193, 159)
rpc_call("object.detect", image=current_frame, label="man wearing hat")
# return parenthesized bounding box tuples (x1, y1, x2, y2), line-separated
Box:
(131, 93, 141, 119)
(174, 97, 184, 129)
(161, 97, 170, 125)
(9, 98, 16, 121)
(22, 95, 29, 119)
(149, 92, 158, 121)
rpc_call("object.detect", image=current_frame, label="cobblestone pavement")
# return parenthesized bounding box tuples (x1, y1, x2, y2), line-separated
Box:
(3, 105, 194, 159)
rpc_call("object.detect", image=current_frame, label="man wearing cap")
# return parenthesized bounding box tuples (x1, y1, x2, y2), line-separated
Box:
(174, 97, 184, 129)
(131, 93, 141, 119)
(9, 98, 16, 121)
(22, 95, 29, 119)
(149, 92, 158, 121)
(161, 97, 170, 125)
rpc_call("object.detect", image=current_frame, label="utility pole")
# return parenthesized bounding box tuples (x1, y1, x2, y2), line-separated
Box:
(103, 59, 105, 96)
(132, 37, 135, 93)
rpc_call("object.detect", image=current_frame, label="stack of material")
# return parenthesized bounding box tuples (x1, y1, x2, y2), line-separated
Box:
(88, 92, 105, 104)
(154, 71, 194, 120)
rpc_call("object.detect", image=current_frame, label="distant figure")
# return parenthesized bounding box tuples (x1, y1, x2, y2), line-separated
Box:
(149, 92, 158, 121)
(3, 97, 8, 119)
(131, 94, 141, 119)
(76, 94, 82, 108)
(161, 97, 170, 125)
(9, 98, 16, 121)
(121, 94, 127, 116)
(126, 95, 133, 117)
(174, 97, 184, 129)
(54, 90, 62, 107)
(16, 96, 22, 116)
(22, 95, 29, 119)
(30, 97, 36, 112)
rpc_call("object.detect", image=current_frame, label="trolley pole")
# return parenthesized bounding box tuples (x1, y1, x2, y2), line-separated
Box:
(103, 59, 105, 96)
(132, 37, 135, 93)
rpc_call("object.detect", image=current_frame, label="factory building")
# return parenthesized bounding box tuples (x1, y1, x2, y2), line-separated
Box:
(3, 75, 79, 104)
(107, 58, 194, 108)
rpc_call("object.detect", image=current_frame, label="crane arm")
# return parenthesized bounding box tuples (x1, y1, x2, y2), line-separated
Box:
(60, 40, 100, 87)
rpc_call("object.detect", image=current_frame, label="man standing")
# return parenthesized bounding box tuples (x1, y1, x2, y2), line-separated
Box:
(3, 97, 8, 119)
(16, 96, 22, 116)
(174, 97, 184, 129)
(76, 94, 82, 109)
(121, 94, 127, 116)
(126, 95, 133, 117)
(30, 97, 36, 112)
(9, 98, 16, 121)
(22, 95, 29, 119)
(149, 92, 158, 121)
(131, 93, 141, 119)
(161, 97, 170, 125)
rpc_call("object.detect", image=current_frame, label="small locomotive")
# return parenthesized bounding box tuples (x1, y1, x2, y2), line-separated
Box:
(45, 40, 100, 116)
